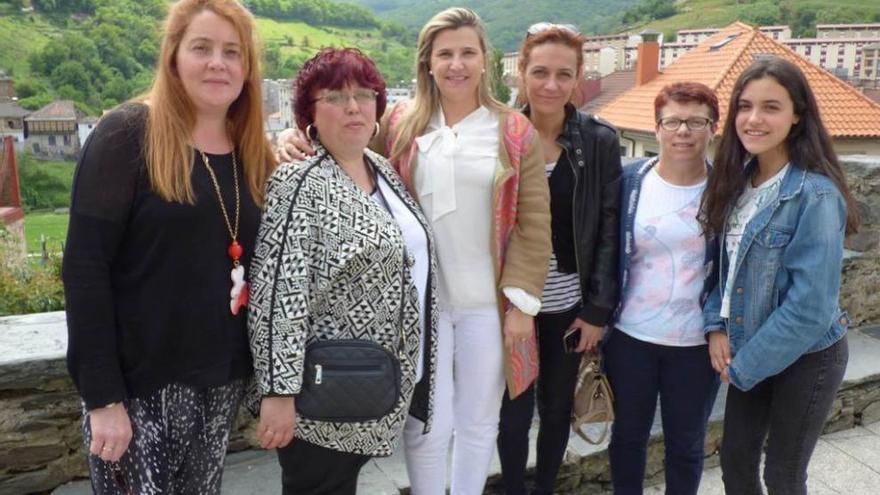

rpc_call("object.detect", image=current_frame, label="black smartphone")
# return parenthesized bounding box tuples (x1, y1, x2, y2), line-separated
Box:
(563, 327, 580, 353)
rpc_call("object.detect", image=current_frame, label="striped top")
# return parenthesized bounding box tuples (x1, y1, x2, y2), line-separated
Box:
(541, 160, 582, 313)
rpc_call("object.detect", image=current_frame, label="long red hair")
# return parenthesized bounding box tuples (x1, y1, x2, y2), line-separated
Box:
(142, 0, 274, 205)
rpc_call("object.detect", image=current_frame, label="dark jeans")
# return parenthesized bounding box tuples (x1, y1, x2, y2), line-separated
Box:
(277, 439, 371, 495)
(604, 328, 720, 495)
(720, 334, 848, 495)
(498, 306, 583, 495)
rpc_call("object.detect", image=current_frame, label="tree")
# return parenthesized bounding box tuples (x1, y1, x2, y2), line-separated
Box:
(490, 49, 511, 105)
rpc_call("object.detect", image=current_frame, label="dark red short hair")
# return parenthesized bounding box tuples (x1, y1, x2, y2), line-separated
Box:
(653, 82, 719, 123)
(293, 48, 387, 132)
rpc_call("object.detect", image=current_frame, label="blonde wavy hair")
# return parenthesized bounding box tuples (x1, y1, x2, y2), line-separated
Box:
(389, 7, 508, 163)
(142, 0, 274, 205)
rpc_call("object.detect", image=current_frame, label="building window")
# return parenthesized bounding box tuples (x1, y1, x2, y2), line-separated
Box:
(63, 134, 70, 146)
(48, 135, 56, 146)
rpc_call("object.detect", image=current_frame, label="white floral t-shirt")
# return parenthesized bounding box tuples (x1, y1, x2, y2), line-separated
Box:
(720, 164, 790, 318)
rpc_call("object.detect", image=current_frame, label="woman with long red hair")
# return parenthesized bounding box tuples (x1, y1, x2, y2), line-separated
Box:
(62, 1, 274, 492)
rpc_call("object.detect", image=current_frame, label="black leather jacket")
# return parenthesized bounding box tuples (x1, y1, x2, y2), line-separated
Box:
(524, 103, 622, 326)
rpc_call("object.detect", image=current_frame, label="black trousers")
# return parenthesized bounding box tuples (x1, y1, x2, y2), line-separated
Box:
(277, 438, 371, 495)
(720, 335, 848, 495)
(497, 306, 583, 495)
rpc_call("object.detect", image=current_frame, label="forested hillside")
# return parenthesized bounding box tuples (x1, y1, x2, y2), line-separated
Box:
(353, 0, 880, 49)
(0, 0, 415, 116)
(352, 0, 640, 51)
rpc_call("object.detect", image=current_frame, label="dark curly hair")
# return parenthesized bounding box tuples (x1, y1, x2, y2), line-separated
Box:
(292, 47, 387, 132)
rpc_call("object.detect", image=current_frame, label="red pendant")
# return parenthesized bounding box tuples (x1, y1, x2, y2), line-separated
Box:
(228, 240, 244, 261)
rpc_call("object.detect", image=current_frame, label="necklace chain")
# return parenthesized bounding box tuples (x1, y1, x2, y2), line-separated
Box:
(199, 150, 240, 242)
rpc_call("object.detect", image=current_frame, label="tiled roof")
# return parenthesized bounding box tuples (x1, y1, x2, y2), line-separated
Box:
(0, 101, 30, 119)
(597, 22, 880, 139)
(580, 69, 637, 114)
(25, 100, 77, 121)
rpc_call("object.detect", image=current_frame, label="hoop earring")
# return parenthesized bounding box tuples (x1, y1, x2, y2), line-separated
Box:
(372, 122, 380, 139)
(305, 124, 318, 142)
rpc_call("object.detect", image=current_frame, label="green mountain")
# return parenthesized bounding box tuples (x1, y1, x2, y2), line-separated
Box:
(0, 0, 416, 115)
(352, 0, 880, 50)
(350, 0, 640, 51)
(619, 0, 880, 40)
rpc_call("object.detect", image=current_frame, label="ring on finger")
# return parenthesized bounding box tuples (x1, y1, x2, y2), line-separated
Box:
(102, 446, 113, 452)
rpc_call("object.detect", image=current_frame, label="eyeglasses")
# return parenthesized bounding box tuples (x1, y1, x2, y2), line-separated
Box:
(313, 89, 378, 106)
(526, 22, 581, 37)
(657, 117, 713, 132)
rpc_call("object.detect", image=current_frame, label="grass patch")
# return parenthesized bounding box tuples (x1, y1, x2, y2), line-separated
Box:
(24, 211, 68, 254)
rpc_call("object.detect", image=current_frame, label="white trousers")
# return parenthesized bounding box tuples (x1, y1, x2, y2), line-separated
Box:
(403, 304, 507, 495)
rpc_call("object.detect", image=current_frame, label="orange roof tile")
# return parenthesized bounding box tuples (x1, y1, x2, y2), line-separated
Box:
(597, 22, 880, 139)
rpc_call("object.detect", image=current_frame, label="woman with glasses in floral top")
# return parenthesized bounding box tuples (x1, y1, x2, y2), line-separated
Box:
(607, 82, 721, 495)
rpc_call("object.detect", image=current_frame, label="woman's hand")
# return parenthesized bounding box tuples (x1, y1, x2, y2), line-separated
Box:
(88, 402, 133, 462)
(257, 396, 297, 449)
(503, 307, 535, 353)
(571, 318, 603, 353)
(708, 330, 732, 374)
(276, 128, 315, 162)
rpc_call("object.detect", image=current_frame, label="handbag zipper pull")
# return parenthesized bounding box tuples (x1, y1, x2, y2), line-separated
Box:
(315, 364, 323, 385)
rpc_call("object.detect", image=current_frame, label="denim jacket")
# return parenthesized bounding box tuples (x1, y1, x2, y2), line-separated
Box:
(612, 157, 718, 325)
(702, 162, 849, 391)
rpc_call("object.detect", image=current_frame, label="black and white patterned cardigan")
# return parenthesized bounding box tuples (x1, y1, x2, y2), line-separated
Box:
(247, 147, 438, 456)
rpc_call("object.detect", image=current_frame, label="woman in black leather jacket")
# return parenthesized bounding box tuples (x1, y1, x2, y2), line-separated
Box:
(496, 23, 622, 495)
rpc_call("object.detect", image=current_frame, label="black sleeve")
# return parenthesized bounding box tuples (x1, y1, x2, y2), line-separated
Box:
(62, 104, 145, 410)
(579, 126, 622, 326)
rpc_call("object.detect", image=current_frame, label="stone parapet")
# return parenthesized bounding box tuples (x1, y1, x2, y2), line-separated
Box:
(841, 155, 880, 326)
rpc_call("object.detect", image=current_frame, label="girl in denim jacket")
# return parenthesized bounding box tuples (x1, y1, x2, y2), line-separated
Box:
(700, 57, 860, 495)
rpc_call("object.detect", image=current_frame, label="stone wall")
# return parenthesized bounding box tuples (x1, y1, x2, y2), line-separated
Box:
(841, 155, 880, 326)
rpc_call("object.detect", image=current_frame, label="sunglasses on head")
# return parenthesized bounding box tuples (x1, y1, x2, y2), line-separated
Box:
(526, 22, 581, 37)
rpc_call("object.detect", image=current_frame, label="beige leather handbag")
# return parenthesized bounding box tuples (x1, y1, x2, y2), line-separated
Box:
(571, 352, 615, 444)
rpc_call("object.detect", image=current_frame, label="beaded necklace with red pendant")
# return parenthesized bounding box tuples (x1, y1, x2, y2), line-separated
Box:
(200, 150, 248, 315)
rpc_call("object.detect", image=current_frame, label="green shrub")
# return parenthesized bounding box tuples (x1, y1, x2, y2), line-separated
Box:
(0, 225, 64, 316)
(17, 152, 75, 211)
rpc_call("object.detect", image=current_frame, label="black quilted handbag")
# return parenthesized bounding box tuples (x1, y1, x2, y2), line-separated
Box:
(296, 339, 401, 422)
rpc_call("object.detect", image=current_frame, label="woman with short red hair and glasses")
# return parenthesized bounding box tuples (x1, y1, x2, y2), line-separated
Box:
(248, 47, 438, 495)
(496, 23, 622, 495)
(607, 81, 721, 494)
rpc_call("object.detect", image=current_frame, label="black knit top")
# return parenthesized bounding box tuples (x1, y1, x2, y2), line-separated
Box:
(62, 103, 259, 410)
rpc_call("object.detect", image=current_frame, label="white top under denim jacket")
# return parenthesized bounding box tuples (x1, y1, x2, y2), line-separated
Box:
(616, 164, 709, 346)
(703, 161, 849, 392)
(414, 106, 541, 315)
(720, 163, 789, 318)
(247, 147, 439, 456)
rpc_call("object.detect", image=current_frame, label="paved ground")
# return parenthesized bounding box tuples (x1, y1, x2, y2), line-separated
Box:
(53, 330, 880, 494)
(647, 424, 880, 494)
